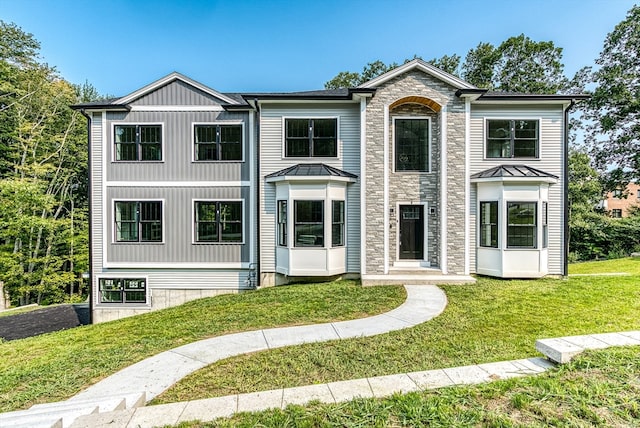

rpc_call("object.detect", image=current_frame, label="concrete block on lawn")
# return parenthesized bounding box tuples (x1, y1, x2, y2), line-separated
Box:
(535, 338, 586, 363)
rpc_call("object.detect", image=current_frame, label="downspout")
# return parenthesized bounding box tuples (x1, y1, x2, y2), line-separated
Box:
(254, 98, 261, 288)
(79, 109, 93, 324)
(563, 99, 576, 277)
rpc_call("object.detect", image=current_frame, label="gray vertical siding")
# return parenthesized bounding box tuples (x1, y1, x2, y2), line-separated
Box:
(259, 103, 361, 273)
(106, 186, 251, 264)
(105, 111, 250, 182)
(469, 104, 565, 274)
(131, 80, 230, 106)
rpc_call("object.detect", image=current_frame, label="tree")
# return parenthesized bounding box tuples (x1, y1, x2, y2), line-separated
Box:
(426, 54, 460, 76)
(325, 60, 398, 89)
(462, 35, 567, 93)
(586, 5, 640, 189)
(0, 21, 95, 305)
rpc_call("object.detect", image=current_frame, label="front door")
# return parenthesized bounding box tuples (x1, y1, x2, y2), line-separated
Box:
(399, 205, 424, 260)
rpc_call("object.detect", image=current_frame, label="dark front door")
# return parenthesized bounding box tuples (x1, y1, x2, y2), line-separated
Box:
(399, 205, 424, 260)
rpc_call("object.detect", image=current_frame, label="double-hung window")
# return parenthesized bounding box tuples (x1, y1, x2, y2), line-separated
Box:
(194, 124, 243, 161)
(479, 201, 498, 248)
(507, 202, 537, 248)
(99, 278, 146, 304)
(277, 200, 287, 246)
(294, 200, 324, 247)
(285, 118, 337, 157)
(395, 118, 429, 171)
(194, 201, 243, 243)
(486, 120, 538, 158)
(332, 200, 345, 247)
(114, 124, 162, 161)
(115, 201, 162, 242)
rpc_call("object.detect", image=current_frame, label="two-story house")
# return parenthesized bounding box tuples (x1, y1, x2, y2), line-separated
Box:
(74, 59, 587, 323)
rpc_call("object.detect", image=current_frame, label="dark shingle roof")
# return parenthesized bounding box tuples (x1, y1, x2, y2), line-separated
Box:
(266, 163, 358, 179)
(471, 165, 558, 180)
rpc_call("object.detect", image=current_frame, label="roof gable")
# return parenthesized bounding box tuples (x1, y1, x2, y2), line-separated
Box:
(116, 72, 239, 106)
(358, 59, 476, 90)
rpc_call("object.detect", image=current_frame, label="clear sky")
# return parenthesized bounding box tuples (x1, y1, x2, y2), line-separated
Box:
(0, 0, 636, 96)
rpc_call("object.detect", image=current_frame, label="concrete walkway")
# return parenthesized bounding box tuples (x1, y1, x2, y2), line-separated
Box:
(69, 284, 447, 404)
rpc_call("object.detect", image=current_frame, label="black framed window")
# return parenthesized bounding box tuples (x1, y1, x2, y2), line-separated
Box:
(195, 201, 243, 243)
(277, 200, 287, 246)
(486, 120, 538, 158)
(611, 208, 623, 218)
(542, 202, 548, 248)
(395, 118, 429, 171)
(115, 201, 162, 242)
(507, 202, 537, 248)
(294, 200, 324, 247)
(99, 278, 146, 303)
(114, 125, 162, 161)
(194, 124, 243, 161)
(285, 118, 337, 157)
(332, 200, 345, 247)
(479, 201, 498, 248)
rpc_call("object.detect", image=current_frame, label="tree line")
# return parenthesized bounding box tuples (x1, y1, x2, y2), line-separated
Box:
(0, 5, 639, 305)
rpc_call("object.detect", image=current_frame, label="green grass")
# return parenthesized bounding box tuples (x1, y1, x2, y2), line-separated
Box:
(169, 346, 640, 427)
(0, 280, 403, 412)
(154, 274, 640, 404)
(568, 256, 640, 275)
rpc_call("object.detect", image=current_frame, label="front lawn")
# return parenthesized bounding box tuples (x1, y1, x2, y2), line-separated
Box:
(0, 281, 403, 412)
(155, 265, 640, 404)
(174, 347, 640, 427)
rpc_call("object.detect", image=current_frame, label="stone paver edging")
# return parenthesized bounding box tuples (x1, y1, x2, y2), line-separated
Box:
(68, 284, 447, 404)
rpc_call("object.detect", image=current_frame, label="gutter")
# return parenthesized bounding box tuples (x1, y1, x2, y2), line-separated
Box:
(79, 109, 93, 324)
(563, 100, 577, 277)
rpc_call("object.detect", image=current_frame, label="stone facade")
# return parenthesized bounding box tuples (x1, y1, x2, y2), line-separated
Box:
(364, 70, 467, 275)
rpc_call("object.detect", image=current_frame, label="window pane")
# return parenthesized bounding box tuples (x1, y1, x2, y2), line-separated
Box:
(139, 126, 162, 161)
(507, 202, 536, 248)
(115, 202, 138, 242)
(286, 119, 309, 138)
(486, 120, 512, 158)
(195, 125, 216, 143)
(99, 279, 123, 303)
(197, 143, 217, 161)
(115, 125, 136, 143)
(295, 200, 323, 247)
(285, 138, 309, 157)
(196, 202, 217, 242)
(332, 200, 345, 247)
(395, 119, 428, 171)
(514, 120, 537, 139)
(220, 125, 242, 160)
(140, 202, 162, 242)
(480, 201, 498, 248)
(220, 202, 242, 242)
(278, 200, 287, 246)
(116, 143, 137, 161)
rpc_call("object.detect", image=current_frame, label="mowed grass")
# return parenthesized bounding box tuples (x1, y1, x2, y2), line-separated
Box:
(569, 256, 640, 275)
(0, 280, 404, 412)
(171, 346, 640, 427)
(155, 260, 640, 404)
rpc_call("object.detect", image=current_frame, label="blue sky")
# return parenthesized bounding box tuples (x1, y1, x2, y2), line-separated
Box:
(0, 0, 636, 96)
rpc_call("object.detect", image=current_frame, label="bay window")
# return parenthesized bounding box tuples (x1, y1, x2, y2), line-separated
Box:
(332, 200, 345, 247)
(294, 200, 324, 247)
(507, 202, 537, 248)
(479, 201, 498, 248)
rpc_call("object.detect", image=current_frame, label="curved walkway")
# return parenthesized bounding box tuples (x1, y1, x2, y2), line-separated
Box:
(69, 284, 447, 404)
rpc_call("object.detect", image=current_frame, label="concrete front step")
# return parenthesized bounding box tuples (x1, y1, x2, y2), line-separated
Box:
(362, 274, 476, 285)
(0, 392, 146, 428)
(536, 331, 640, 363)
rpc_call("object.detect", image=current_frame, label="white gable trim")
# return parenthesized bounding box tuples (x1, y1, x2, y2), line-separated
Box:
(358, 59, 477, 90)
(117, 72, 239, 105)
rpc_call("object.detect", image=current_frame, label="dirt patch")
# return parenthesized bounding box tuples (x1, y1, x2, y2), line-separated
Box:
(0, 304, 89, 341)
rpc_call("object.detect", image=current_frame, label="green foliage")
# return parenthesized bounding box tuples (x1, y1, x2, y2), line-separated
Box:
(0, 21, 95, 305)
(426, 53, 461, 76)
(586, 5, 640, 188)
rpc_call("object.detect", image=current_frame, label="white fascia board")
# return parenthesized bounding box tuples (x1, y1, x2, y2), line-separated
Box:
(264, 176, 356, 184)
(358, 59, 476, 90)
(472, 99, 573, 107)
(470, 177, 559, 184)
(117, 72, 239, 105)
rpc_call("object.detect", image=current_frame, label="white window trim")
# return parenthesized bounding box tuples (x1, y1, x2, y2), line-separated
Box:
(483, 117, 542, 161)
(111, 122, 165, 163)
(281, 116, 341, 160)
(191, 198, 245, 245)
(394, 201, 429, 266)
(392, 116, 432, 174)
(191, 121, 245, 163)
(95, 274, 150, 307)
(112, 198, 166, 244)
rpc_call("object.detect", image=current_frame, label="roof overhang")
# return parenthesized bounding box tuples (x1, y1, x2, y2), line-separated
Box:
(266, 175, 357, 184)
(471, 176, 558, 184)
